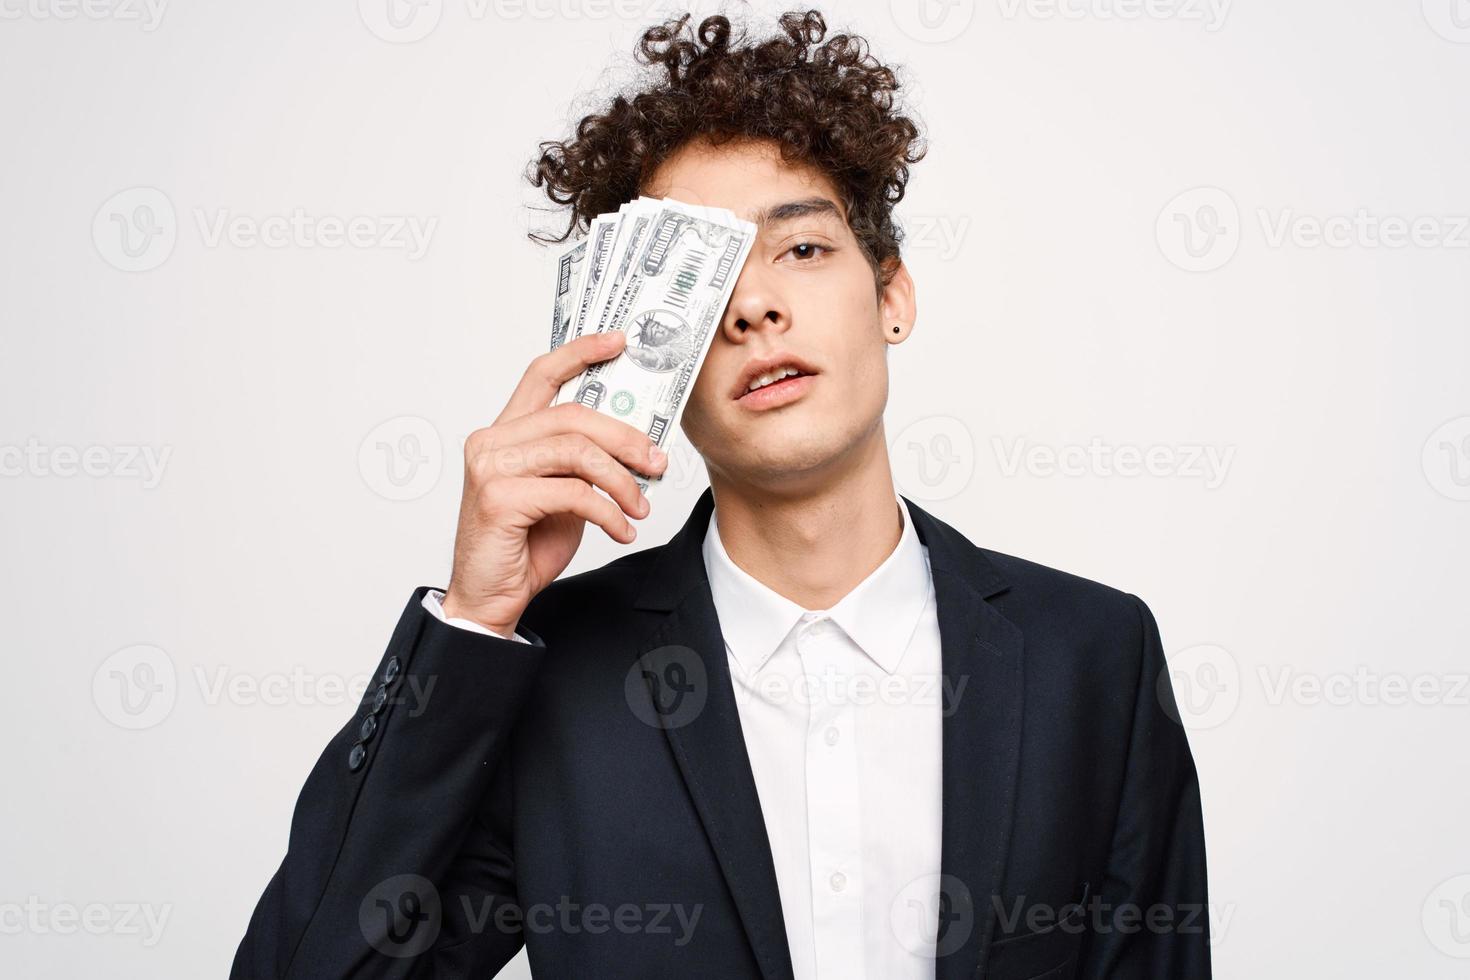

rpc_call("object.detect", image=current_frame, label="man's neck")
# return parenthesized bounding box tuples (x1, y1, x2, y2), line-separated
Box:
(708, 429, 904, 611)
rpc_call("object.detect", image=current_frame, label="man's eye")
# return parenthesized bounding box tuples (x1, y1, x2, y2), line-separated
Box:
(783, 242, 828, 262)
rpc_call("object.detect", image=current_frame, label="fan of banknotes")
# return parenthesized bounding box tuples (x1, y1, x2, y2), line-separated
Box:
(548, 197, 757, 494)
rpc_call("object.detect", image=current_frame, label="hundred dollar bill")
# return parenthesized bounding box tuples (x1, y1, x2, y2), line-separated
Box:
(555, 198, 756, 493)
(561, 213, 621, 348)
(549, 236, 587, 351)
(580, 201, 657, 339)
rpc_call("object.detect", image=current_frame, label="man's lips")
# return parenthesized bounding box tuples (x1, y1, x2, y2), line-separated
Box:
(730, 353, 821, 401)
(734, 372, 816, 411)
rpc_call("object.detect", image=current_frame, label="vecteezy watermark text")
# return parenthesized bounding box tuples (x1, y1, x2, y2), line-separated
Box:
(358, 873, 703, 959)
(0, 439, 171, 488)
(0, 898, 171, 947)
(93, 187, 438, 272)
(992, 437, 1236, 489)
(0, 0, 167, 30)
(994, 0, 1231, 31)
(193, 208, 436, 260)
(992, 894, 1235, 944)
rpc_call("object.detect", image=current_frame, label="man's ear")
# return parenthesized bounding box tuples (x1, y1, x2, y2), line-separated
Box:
(879, 258, 917, 344)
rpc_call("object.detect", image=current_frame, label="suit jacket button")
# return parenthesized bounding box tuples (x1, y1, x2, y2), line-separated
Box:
(383, 656, 401, 684)
(359, 715, 378, 743)
(348, 743, 366, 771)
(371, 684, 389, 714)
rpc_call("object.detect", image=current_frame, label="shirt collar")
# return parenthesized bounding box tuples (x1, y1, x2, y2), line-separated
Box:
(701, 489, 933, 677)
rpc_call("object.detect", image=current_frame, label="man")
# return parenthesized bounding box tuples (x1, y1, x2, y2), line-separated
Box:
(233, 10, 1210, 979)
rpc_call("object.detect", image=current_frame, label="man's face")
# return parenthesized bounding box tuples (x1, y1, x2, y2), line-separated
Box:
(643, 137, 916, 493)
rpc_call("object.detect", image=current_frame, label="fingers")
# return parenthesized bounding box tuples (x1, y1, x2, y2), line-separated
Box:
(505, 476, 639, 544)
(498, 331, 627, 424)
(476, 432, 650, 521)
(478, 402, 666, 480)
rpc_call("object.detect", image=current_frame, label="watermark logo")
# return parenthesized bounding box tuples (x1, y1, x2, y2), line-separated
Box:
(93, 187, 177, 273)
(1422, 416, 1470, 502)
(891, 415, 976, 502)
(626, 645, 708, 730)
(93, 189, 437, 268)
(889, 873, 974, 958)
(359, 0, 443, 42)
(359, 416, 443, 501)
(1423, 874, 1470, 958)
(1161, 189, 1470, 270)
(1156, 186, 1240, 272)
(1422, 0, 1470, 43)
(1158, 643, 1239, 730)
(890, 0, 976, 43)
(92, 645, 177, 730)
(360, 874, 442, 957)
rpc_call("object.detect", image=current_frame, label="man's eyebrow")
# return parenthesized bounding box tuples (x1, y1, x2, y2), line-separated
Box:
(750, 196, 844, 228)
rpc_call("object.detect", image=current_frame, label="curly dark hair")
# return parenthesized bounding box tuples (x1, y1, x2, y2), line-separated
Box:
(527, 8, 926, 290)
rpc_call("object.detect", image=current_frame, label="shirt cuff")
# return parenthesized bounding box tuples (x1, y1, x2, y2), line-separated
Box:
(422, 590, 530, 644)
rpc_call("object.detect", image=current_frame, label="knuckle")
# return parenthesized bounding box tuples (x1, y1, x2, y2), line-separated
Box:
(581, 444, 616, 480)
(564, 431, 595, 460)
(476, 482, 508, 519)
(465, 450, 493, 483)
(553, 440, 580, 470)
(490, 444, 530, 477)
(464, 428, 490, 461)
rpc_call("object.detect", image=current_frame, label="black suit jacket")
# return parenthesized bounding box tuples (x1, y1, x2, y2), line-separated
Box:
(232, 488, 1210, 979)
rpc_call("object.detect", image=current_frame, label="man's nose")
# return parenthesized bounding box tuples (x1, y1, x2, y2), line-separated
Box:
(721, 265, 790, 343)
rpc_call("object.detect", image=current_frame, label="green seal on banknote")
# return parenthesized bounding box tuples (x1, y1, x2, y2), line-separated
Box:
(610, 390, 636, 417)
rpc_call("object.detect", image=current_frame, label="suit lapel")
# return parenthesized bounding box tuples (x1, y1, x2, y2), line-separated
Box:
(633, 488, 795, 980)
(903, 497, 1025, 980)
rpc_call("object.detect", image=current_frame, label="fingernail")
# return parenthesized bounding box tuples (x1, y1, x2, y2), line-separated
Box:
(649, 445, 666, 468)
(638, 492, 650, 516)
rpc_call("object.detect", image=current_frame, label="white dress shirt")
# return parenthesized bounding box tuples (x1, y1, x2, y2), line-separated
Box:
(425, 489, 944, 978)
(702, 491, 942, 980)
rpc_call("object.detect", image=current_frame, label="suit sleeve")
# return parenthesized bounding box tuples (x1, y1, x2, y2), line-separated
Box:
(230, 586, 545, 979)
(1078, 594, 1212, 979)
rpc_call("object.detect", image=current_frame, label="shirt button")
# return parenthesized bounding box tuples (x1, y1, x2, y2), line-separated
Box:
(348, 743, 366, 772)
(824, 726, 840, 746)
(383, 656, 401, 684)
(829, 871, 847, 892)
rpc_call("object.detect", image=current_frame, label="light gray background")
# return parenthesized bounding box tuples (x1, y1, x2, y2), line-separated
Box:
(2, 0, 1468, 976)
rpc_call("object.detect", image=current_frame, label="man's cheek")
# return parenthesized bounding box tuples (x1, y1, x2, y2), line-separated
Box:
(688, 359, 727, 417)
(678, 383, 717, 446)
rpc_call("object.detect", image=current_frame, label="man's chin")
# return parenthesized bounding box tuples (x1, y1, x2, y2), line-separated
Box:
(707, 441, 846, 492)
